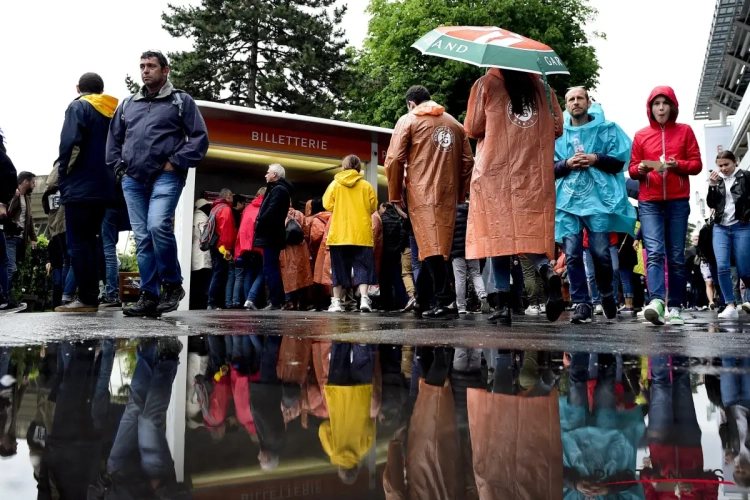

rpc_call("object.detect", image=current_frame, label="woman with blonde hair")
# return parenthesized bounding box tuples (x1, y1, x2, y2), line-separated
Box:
(322, 155, 378, 312)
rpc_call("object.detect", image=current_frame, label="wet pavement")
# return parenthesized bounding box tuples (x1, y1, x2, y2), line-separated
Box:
(0, 309, 749, 498)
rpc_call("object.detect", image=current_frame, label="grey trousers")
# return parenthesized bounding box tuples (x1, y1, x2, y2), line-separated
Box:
(452, 257, 486, 308)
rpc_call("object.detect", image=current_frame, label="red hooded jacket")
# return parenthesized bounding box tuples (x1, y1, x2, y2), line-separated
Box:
(628, 87, 702, 202)
(212, 198, 236, 253)
(235, 195, 264, 260)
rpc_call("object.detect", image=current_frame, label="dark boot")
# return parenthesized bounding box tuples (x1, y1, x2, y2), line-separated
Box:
(540, 265, 565, 322)
(488, 291, 512, 326)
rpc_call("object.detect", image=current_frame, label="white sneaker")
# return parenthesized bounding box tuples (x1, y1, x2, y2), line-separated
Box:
(360, 296, 372, 313)
(243, 300, 258, 311)
(539, 304, 546, 314)
(327, 298, 344, 313)
(719, 306, 739, 320)
(458, 306, 468, 315)
(667, 308, 685, 325)
(525, 305, 541, 316)
(594, 304, 604, 316)
(742, 302, 750, 314)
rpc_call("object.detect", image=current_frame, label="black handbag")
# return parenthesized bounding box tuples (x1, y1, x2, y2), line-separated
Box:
(285, 217, 304, 245)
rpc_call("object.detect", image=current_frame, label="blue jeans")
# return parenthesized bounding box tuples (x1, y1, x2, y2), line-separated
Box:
(713, 222, 750, 305)
(620, 268, 633, 299)
(63, 261, 77, 298)
(491, 253, 549, 293)
(107, 340, 179, 479)
(263, 247, 284, 307)
(6, 236, 20, 295)
(209, 247, 229, 308)
(722, 358, 750, 408)
(639, 200, 690, 308)
(243, 253, 265, 304)
(0, 232, 8, 299)
(225, 263, 245, 307)
(101, 209, 122, 300)
(121, 171, 185, 297)
(565, 230, 613, 304)
(409, 235, 421, 284)
(648, 356, 701, 446)
(92, 339, 117, 432)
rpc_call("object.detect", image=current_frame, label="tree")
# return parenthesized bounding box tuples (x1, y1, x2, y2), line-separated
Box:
(346, 0, 603, 127)
(124, 75, 141, 95)
(161, 0, 353, 118)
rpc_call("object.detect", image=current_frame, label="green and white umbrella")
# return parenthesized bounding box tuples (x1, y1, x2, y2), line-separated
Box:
(412, 26, 569, 75)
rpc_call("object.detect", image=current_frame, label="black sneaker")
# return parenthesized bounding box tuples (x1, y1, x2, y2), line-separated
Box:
(571, 303, 593, 324)
(601, 294, 617, 320)
(157, 283, 185, 314)
(158, 337, 183, 361)
(262, 304, 281, 311)
(99, 296, 122, 308)
(422, 305, 459, 320)
(123, 291, 161, 317)
(541, 265, 565, 322)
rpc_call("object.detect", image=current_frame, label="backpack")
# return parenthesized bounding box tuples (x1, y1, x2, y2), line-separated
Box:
(285, 217, 304, 245)
(120, 89, 185, 120)
(199, 205, 222, 252)
(193, 374, 222, 427)
(697, 220, 716, 265)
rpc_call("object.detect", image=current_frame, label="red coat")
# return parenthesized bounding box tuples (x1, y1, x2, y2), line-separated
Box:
(212, 199, 237, 253)
(641, 444, 718, 499)
(628, 86, 702, 202)
(235, 195, 264, 260)
(582, 230, 619, 248)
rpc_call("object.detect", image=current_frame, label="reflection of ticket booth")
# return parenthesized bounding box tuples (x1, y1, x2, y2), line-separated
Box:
(173, 102, 393, 311)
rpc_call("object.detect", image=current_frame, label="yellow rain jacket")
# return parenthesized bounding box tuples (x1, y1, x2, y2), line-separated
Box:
(322, 170, 378, 247)
(319, 384, 375, 468)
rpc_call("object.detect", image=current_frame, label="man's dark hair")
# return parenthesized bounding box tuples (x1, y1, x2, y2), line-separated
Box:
(17, 171, 35, 185)
(78, 72, 104, 94)
(234, 194, 247, 207)
(141, 51, 169, 69)
(502, 69, 541, 115)
(405, 86, 431, 106)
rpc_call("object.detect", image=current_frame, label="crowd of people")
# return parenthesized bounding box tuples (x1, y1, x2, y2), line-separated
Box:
(0, 51, 749, 326)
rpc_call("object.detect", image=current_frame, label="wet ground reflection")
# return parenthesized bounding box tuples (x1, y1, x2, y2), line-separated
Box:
(0, 332, 749, 498)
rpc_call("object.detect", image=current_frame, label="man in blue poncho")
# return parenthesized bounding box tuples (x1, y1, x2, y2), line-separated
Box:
(555, 88, 636, 324)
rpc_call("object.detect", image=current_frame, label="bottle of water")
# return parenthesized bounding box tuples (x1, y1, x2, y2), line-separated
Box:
(572, 135, 584, 154)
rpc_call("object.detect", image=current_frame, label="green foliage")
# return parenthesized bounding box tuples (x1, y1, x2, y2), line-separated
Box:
(118, 252, 139, 273)
(346, 0, 603, 127)
(161, 0, 353, 118)
(686, 222, 697, 249)
(124, 75, 141, 95)
(12, 236, 50, 306)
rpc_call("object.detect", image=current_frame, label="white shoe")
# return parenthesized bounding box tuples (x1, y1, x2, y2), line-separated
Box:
(719, 306, 739, 320)
(594, 305, 604, 316)
(525, 305, 541, 316)
(327, 298, 344, 313)
(539, 304, 546, 313)
(360, 296, 372, 313)
(742, 302, 750, 314)
(458, 306, 468, 315)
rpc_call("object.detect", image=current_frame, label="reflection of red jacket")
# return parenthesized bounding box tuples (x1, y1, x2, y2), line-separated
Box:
(212, 199, 236, 252)
(235, 195, 264, 260)
(627, 86, 702, 202)
(203, 368, 260, 436)
(641, 444, 718, 500)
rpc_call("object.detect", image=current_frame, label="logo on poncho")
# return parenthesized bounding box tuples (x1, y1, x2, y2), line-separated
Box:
(507, 102, 538, 129)
(432, 126, 455, 152)
(561, 170, 595, 198)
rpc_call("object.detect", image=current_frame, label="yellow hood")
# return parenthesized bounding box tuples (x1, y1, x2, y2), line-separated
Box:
(80, 94, 119, 118)
(334, 169, 363, 187)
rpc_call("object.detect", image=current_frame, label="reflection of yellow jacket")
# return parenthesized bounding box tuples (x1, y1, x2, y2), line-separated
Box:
(322, 170, 378, 247)
(319, 384, 375, 468)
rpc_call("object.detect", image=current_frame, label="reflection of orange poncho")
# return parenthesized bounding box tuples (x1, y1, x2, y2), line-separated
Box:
(279, 208, 313, 293)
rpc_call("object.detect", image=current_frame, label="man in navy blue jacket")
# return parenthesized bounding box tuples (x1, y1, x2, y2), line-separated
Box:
(107, 51, 209, 317)
(54, 73, 119, 312)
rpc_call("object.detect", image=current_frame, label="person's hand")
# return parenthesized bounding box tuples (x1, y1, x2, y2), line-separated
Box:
(633, 239, 640, 251)
(31, 241, 37, 250)
(45, 263, 51, 274)
(0, 204, 6, 219)
(567, 155, 587, 170)
(638, 162, 654, 175)
(709, 170, 721, 186)
(164, 161, 175, 172)
(576, 480, 608, 497)
(578, 153, 597, 166)
(394, 204, 408, 219)
(666, 157, 679, 169)
(15, 189, 20, 197)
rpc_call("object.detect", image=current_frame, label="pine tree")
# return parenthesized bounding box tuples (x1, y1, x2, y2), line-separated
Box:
(162, 0, 352, 118)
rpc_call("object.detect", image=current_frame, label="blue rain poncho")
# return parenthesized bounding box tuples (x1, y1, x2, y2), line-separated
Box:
(554, 103, 636, 242)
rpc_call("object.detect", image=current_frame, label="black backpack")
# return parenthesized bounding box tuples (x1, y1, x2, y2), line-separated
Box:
(697, 220, 716, 265)
(199, 205, 222, 251)
(285, 217, 304, 245)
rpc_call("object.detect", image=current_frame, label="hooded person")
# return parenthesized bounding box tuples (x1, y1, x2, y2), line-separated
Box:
(464, 68, 565, 326)
(236, 188, 266, 310)
(554, 89, 636, 324)
(628, 87, 702, 327)
(279, 205, 314, 308)
(385, 85, 474, 320)
(191, 198, 213, 310)
(54, 72, 119, 313)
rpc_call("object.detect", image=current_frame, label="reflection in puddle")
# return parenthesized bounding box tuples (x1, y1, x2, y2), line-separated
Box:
(1, 337, 750, 498)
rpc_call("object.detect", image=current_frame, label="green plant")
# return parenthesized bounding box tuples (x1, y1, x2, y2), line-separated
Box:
(12, 235, 51, 307)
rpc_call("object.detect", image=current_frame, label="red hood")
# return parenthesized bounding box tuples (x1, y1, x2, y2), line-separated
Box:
(213, 198, 232, 209)
(251, 195, 264, 208)
(647, 86, 679, 127)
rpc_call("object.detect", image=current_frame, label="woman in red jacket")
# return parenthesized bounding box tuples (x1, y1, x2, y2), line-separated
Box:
(235, 187, 266, 310)
(628, 87, 702, 326)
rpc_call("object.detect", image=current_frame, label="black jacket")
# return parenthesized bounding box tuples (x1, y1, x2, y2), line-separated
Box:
(254, 178, 293, 250)
(450, 202, 469, 259)
(55, 96, 117, 205)
(381, 205, 407, 253)
(707, 168, 750, 225)
(0, 141, 17, 208)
